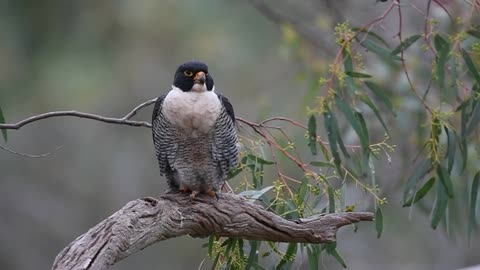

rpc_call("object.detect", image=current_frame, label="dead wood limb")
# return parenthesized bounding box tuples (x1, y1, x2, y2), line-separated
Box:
(52, 192, 373, 270)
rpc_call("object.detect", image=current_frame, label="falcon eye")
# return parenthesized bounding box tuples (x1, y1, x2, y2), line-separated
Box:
(184, 70, 194, 77)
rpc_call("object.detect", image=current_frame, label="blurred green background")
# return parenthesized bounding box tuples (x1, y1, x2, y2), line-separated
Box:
(1, 1, 479, 269)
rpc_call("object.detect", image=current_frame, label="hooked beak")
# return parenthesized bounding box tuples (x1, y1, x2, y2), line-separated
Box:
(193, 71, 206, 85)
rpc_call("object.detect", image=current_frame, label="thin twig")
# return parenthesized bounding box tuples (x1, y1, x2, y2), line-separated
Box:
(122, 98, 158, 120)
(0, 144, 63, 158)
(397, 0, 433, 114)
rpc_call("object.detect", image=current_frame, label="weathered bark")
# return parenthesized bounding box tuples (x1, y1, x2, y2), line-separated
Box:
(52, 192, 374, 270)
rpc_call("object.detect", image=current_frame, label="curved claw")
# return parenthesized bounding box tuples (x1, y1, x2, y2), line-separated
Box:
(189, 191, 198, 200)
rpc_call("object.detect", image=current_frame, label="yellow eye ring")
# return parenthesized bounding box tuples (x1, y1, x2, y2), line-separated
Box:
(184, 70, 193, 77)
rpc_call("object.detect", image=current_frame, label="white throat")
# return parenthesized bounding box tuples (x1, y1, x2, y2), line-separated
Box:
(163, 86, 221, 136)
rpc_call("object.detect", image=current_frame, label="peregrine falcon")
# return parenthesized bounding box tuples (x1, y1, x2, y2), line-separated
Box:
(152, 61, 239, 198)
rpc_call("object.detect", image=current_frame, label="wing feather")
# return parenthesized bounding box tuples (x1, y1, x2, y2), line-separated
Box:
(152, 94, 177, 182)
(212, 93, 239, 181)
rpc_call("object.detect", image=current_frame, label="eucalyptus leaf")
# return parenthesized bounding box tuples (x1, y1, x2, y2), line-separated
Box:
(468, 171, 480, 240)
(359, 94, 389, 135)
(324, 110, 344, 177)
(434, 34, 450, 93)
(325, 242, 347, 268)
(364, 81, 396, 116)
(375, 207, 383, 238)
(345, 71, 372, 78)
(462, 48, 480, 85)
(444, 127, 456, 173)
(276, 243, 297, 270)
(431, 180, 449, 229)
(245, 240, 259, 270)
(310, 161, 335, 168)
(391, 34, 421, 55)
(403, 159, 433, 203)
(247, 154, 275, 165)
(328, 186, 335, 213)
(238, 186, 274, 201)
(343, 48, 357, 95)
(467, 29, 480, 39)
(336, 97, 370, 158)
(352, 27, 389, 47)
(403, 177, 436, 207)
(437, 165, 454, 198)
(360, 38, 401, 61)
(0, 106, 7, 142)
(466, 101, 480, 137)
(307, 115, 318, 155)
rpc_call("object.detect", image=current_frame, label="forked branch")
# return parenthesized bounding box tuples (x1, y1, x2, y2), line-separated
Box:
(52, 192, 373, 270)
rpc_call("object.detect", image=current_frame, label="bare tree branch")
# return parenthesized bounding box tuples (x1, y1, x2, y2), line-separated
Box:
(0, 98, 295, 134)
(0, 98, 157, 130)
(52, 192, 374, 270)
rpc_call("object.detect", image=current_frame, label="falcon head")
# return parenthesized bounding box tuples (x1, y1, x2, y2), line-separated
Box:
(173, 61, 214, 92)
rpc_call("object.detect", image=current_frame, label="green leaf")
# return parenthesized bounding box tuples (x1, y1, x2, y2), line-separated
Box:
(330, 112, 350, 158)
(324, 110, 344, 178)
(434, 34, 450, 94)
(437, 165, 454, 198)
(208, 236, 215, 257)
(364, 81, 396, 116)
(360, 38, 401, 61)
(403, 177, 436, 207)
(468, 171, 480, 240)
(391, 34, 421, 55)
(342, 48, 357, 95)
(458, 136, 468, 174)
(336, 97, 370, 158)
(375, 207, 383, 238)
(352, 27, 389, 47)
(297, 178, 309, 207)
(238, 186, 274, 201)
(467, 29, 480, 39)
(224, 238, 236, 258)
(345, 71, 372, 78)
(245, 240, 259, 270)
(0, 105, 7, 142)
(325, 242, 347, 268)
(434, 34, 449, 52)
(237, 239, 244, 259)
(246, 154, 275, 165)
(306, 245, 320, 270)
(227, 166, 243, 179)
(444, 127, 456, 173)
(276, 243, 297, 270)
(310, 161, 335, 168)
(462, 48, 480, 85)
(431, 180, 449, 229)
(449, 56, 459, 100)
(403, 159, 433, 203)
(211, 252, 221, 270)
(466, 101, 480, 137)
(359, 94, 389, 135)
(328, 186, 335, 213)
(307, 115, 318, 155)
(456, 97, 471, 112)
(354, 111, 370, 159)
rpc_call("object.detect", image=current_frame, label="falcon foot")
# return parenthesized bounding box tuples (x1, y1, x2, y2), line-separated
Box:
(179, 186, 191, 193)
(207, 190, 219, 200)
